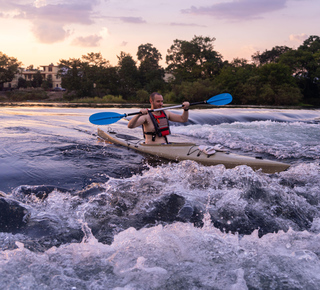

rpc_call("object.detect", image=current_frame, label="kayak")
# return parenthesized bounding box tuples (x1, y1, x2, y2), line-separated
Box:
(97, 128, 290, 173)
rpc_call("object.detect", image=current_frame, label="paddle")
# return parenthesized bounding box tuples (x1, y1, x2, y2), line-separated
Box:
(89, 93, 232, 125)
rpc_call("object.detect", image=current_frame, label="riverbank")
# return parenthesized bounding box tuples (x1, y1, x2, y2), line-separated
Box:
(0, 101, 148, 108)
(1, 90, 318, 109)
(0, 101, 317, 110)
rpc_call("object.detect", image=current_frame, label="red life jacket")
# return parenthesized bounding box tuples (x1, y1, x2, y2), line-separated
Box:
(144, 110, 170, 142)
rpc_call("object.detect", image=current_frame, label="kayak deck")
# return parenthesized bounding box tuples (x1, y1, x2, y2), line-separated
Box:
(97, 128, 290, 173)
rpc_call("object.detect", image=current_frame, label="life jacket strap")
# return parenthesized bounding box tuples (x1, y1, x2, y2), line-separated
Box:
(144, 131, 168, 143)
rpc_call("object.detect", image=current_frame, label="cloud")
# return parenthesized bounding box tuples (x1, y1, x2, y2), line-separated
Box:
(119, 16, 146, 24)
(1, 0, 100, 43)
(71, 27, 109, 47)
(0, 1, 17, 11)
(23, 2, 96, 25)
(71, 34, 103, 47)
(31, 21, 71, 43)
(170, 22, 206, 27)
(100, 16, 147, 24)
(182, 0, 287, 20)
(99, 27, 110, 38)
(33, 0, 46, 8)
(5, 0, 98, 24)
(289, 33, 309, 43)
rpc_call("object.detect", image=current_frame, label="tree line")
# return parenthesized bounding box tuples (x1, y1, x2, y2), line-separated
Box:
(1, 35, 320, 106)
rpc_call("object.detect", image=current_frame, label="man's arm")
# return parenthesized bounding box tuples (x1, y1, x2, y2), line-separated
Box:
(127, 109, 148, 128)
(167, 101, 190, 123)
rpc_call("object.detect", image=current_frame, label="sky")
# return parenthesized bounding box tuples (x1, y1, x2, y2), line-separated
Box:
(0, 0, 319, 68)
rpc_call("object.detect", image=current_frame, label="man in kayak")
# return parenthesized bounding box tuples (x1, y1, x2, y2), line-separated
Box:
(128, 92, 190, 144)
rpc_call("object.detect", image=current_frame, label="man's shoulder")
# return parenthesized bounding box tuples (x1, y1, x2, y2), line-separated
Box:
(165, 110, 177, 119)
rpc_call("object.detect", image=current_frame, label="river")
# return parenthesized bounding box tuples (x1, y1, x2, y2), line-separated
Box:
(1, 105, 320, 289)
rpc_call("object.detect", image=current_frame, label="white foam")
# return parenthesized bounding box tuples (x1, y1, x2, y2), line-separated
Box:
(1, 221, 320, 289)
(173, 120, 320, 159)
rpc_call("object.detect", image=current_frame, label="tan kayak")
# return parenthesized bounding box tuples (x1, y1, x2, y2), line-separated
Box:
(97, 128, 290, 173)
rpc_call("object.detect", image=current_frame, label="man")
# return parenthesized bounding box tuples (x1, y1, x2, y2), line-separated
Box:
(128, 92, 190, 144)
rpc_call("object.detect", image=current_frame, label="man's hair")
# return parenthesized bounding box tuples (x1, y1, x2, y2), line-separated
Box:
(150, 92, 161, 102)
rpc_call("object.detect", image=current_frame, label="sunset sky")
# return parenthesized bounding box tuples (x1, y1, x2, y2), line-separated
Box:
(0, 0, 319, 68)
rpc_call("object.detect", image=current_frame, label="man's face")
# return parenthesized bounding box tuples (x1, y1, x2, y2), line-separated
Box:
(150, 94, 163, 109)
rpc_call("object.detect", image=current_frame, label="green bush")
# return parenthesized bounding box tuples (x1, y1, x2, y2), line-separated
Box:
(135, 89, 149, 103)
(5, 90, 48, 101)
(0, 94, 7, 102)
(163, 91, 176, 103)
(102, 95, 125, 103)
(172, 79, 218, 103)
(69, 95, 126, 103)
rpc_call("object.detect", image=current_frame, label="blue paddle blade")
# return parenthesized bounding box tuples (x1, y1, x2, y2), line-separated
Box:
(206, 93, 232, 106)
(89, 112, 126, 125)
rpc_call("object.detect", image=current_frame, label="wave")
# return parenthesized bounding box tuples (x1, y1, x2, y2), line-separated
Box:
(172, 120, 320, 159)
(1, 151, 320, 289)
(169, 108, 320, 125)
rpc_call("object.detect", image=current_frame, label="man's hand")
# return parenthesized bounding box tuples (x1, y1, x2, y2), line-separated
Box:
(140, 109, 148, 115)
(182, 102, 190, 110)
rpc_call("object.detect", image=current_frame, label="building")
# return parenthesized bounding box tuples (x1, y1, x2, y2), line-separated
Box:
(3, 63, 62, 89)
(40, 64, 62, 88)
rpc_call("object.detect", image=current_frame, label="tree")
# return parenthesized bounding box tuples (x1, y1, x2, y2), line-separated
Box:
(252, 46, 292, 66)
(137, 43, 165, 92)
(82, 52, 120, 97)
(0, 52, 21, 89)
(82, 52, 108, 67)
(59, 58, 85, 98)
(213, 58, 257, 104)
(58, 52, 118, 99)
(213, 59, 302, 105)
(256, 63, 302, 105)
(18, 77, 27, 89)
(137, 43, 162, 67)
(279, 35, 320, 104)
(299, 35, 320, 53)
(166, 35, 223, 83)
(80, 52, 117, 97)
(171, 79, 218, 103)
(117, 52, 140, 99)
(32, 71, 43, 88)
(42, 75, 53, 90)
(94, 66, 120, 97)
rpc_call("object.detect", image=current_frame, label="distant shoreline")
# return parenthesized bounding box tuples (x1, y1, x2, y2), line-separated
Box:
(0, 101, 148, 108)
(0, 101, 316, 110)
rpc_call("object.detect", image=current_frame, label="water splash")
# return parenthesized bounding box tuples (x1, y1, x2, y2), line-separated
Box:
(173, 120, 320, 159)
